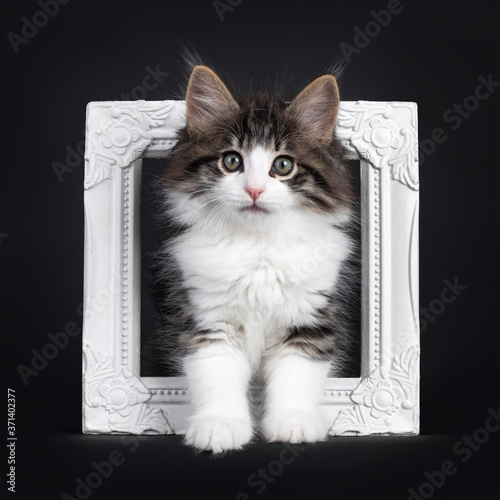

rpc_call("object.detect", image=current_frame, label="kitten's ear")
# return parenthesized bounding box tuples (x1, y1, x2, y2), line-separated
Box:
(185, 65, 238, 133)
(287, 75, 340, 145)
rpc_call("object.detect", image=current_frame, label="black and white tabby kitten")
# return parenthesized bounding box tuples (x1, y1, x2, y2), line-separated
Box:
(145, 65, 356, 453)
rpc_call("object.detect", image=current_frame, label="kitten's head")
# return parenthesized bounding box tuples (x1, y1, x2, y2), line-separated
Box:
(163, 66, 353, 227)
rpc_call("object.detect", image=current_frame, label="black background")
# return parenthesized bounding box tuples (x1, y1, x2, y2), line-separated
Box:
(3, 0, 500, 498)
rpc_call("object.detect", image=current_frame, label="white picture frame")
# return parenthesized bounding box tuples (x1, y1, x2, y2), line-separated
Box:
(82, 100, 420, 437)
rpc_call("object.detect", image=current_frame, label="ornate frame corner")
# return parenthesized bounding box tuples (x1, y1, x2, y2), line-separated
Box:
(82, 100, 419, 436)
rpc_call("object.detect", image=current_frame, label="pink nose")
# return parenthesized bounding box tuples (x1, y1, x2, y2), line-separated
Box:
(246, 186, 265, 201)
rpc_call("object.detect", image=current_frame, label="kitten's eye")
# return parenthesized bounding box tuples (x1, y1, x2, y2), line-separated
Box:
(272, 156, 294, 176)
(223, 152, 243, 172)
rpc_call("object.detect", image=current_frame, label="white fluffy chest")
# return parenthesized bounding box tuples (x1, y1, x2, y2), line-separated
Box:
(171, 214, 351, 366)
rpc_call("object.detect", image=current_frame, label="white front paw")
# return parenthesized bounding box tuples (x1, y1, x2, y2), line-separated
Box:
(262, 411, 328, 443)
(185, 415, 253, 454)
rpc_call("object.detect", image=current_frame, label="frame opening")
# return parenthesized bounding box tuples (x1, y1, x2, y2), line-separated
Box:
(139, 158, 363, 379)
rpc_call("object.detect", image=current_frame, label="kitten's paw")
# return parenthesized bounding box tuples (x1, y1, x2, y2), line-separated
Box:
(261, 411, 328, 443)
(185, 416, 253, 454)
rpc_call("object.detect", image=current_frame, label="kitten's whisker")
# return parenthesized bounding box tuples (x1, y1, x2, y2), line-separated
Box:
(186, 195, 228, 224)
(219, 202, 237, 240)
(202, 201, 230, 237)
(208, 204, 230, 240)
(214, 203, 230, 241)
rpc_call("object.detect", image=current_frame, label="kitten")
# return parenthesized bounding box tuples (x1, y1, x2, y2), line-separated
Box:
(144, 65, 357, 453)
